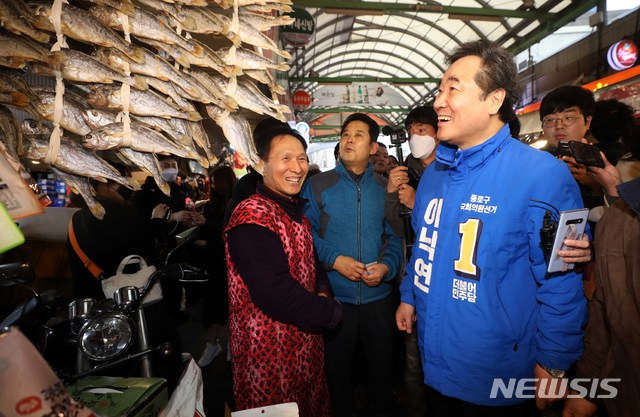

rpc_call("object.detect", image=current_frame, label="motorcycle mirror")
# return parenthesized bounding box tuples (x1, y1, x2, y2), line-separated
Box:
(175, 226, 199, 247)
(162, 264, 208, 284)
(164, 226, 200, 265)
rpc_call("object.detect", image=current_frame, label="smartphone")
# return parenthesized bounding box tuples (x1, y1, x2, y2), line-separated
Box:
(546, 208, 589, 274)
(365, 261, 377, 275)
(557, 141, 605, 168)
(556, 141, 572, 157)
(164, 208, 172, 221)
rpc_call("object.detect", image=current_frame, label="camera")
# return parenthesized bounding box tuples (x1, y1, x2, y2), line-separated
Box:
(382, 125, 408, 145)
(557, 140, 605, 168)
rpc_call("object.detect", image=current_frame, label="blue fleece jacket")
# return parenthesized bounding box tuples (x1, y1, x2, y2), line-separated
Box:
(400, 125, 587, 406)
(301, 162, 403, 305)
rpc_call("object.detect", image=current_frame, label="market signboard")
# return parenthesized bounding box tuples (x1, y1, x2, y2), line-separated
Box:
(313, 83, 410, 107)
(281, 7, 315, 46)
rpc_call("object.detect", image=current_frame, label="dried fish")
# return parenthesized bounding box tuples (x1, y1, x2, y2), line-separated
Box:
(118, 147, 171, 196)
(83, 121, 194, 159)
(221, 46, 289, 72)
(87, 84, 202, 121)
(0, 30, 50, 69)
(0, 104, 21, 159)
(31, 86, 95, 136)
(82, 107, 119, 130)
(131, 115, 191, 146)
(33, 50, 148, 90)
(84, 0, 135, 16)
(235, 19, 292, 59)
(188, 120, 218, 166)
(88, 5, 204, 57)
(93, 47, 201, 100)
(0, 0, 50, 43)
(31, 2, 146, 64)
(187, 70, 238, 110)
(206, 104, 259, 166)
(143, 37, 237, 77)
(243, 69, 286, 95)
(239, 11, 294, 33)
(23, 135, 140, 189)
(51, 167, 106, 219)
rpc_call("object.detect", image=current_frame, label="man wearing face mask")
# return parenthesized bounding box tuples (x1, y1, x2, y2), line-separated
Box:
(386, 106, 439, 235)
(132, 154, 206, 229)
(384, 106, 438, 417)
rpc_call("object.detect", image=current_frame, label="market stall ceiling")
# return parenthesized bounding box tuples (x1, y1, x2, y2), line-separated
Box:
(287, 0, 600, 135)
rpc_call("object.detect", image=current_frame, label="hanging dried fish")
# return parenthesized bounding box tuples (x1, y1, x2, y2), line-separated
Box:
(206, 104, 259, 166)
(87, 84, 202, 121)
(88, 4, 204, 57)
(31, 49, 148, 90)
(118, 147, 171, 196)
(0, 105, 22, 159)
(0, 0, 50, 43)
(51, 167, 106, 219)
(23, 135, 140, 189)
(31, 2, 146, 64)
(220, 46, 290, 72)
(0, 30, 51, 69)
(83, 121, 195, 159)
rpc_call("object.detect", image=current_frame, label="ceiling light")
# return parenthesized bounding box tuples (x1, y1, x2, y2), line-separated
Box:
(448, 13, 503, 22)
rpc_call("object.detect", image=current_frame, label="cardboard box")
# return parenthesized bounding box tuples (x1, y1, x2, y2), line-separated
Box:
(68, 376, 168, 417)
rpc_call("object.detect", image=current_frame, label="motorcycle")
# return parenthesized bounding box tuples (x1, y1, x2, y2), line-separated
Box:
(1, 226, 207, 386)
(66, 226, 207, 383)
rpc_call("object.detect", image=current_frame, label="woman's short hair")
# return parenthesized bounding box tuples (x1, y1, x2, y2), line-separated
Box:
(254, 125, 307, 161)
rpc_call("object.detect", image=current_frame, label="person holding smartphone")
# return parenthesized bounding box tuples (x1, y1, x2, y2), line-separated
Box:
(396, 40, 588, 416)
(539, 86, 604, 222)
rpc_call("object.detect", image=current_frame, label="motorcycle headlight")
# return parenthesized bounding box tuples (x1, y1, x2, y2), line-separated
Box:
(78, 312, 134, 361)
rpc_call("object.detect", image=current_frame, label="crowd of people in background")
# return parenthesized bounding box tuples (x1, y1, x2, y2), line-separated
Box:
(63, 39, 640, 417)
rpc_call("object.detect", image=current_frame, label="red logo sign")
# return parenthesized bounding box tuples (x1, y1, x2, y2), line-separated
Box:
(292, 90, 312, 110)
(16, 396, 42, 415)
(608, 40, 638, 71)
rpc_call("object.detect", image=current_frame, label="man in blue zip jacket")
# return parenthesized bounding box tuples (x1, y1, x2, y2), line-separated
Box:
(396, 40, 588, 416)
(301, 113, 404, 417)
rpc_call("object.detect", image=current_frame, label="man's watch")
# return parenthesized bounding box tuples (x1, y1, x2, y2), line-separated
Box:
(538, 363, 565, 378)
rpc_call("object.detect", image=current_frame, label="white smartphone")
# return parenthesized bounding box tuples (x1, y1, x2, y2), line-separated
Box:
(365, 261, 377, 275)
(546, 208, 589, 274)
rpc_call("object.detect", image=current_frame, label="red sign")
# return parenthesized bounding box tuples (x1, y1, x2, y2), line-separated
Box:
(608, 40, 638, 71)
(292, 90, 312, 110)
(16, 396, 42, 414)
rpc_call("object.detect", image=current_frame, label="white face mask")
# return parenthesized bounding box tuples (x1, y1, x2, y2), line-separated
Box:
(409, 134, 436, 159)
(161, 168, 179, 183)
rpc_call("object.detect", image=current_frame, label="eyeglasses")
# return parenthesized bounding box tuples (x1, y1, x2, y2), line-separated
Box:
(542, 115, 581, 128)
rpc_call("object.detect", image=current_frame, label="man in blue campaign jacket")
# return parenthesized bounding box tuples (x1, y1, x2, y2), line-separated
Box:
(396, 40, 588, 416)
(301, 113, 403, 417)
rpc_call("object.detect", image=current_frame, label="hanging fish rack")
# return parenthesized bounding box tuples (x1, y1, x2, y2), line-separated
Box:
(0, 0, 295, 218)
